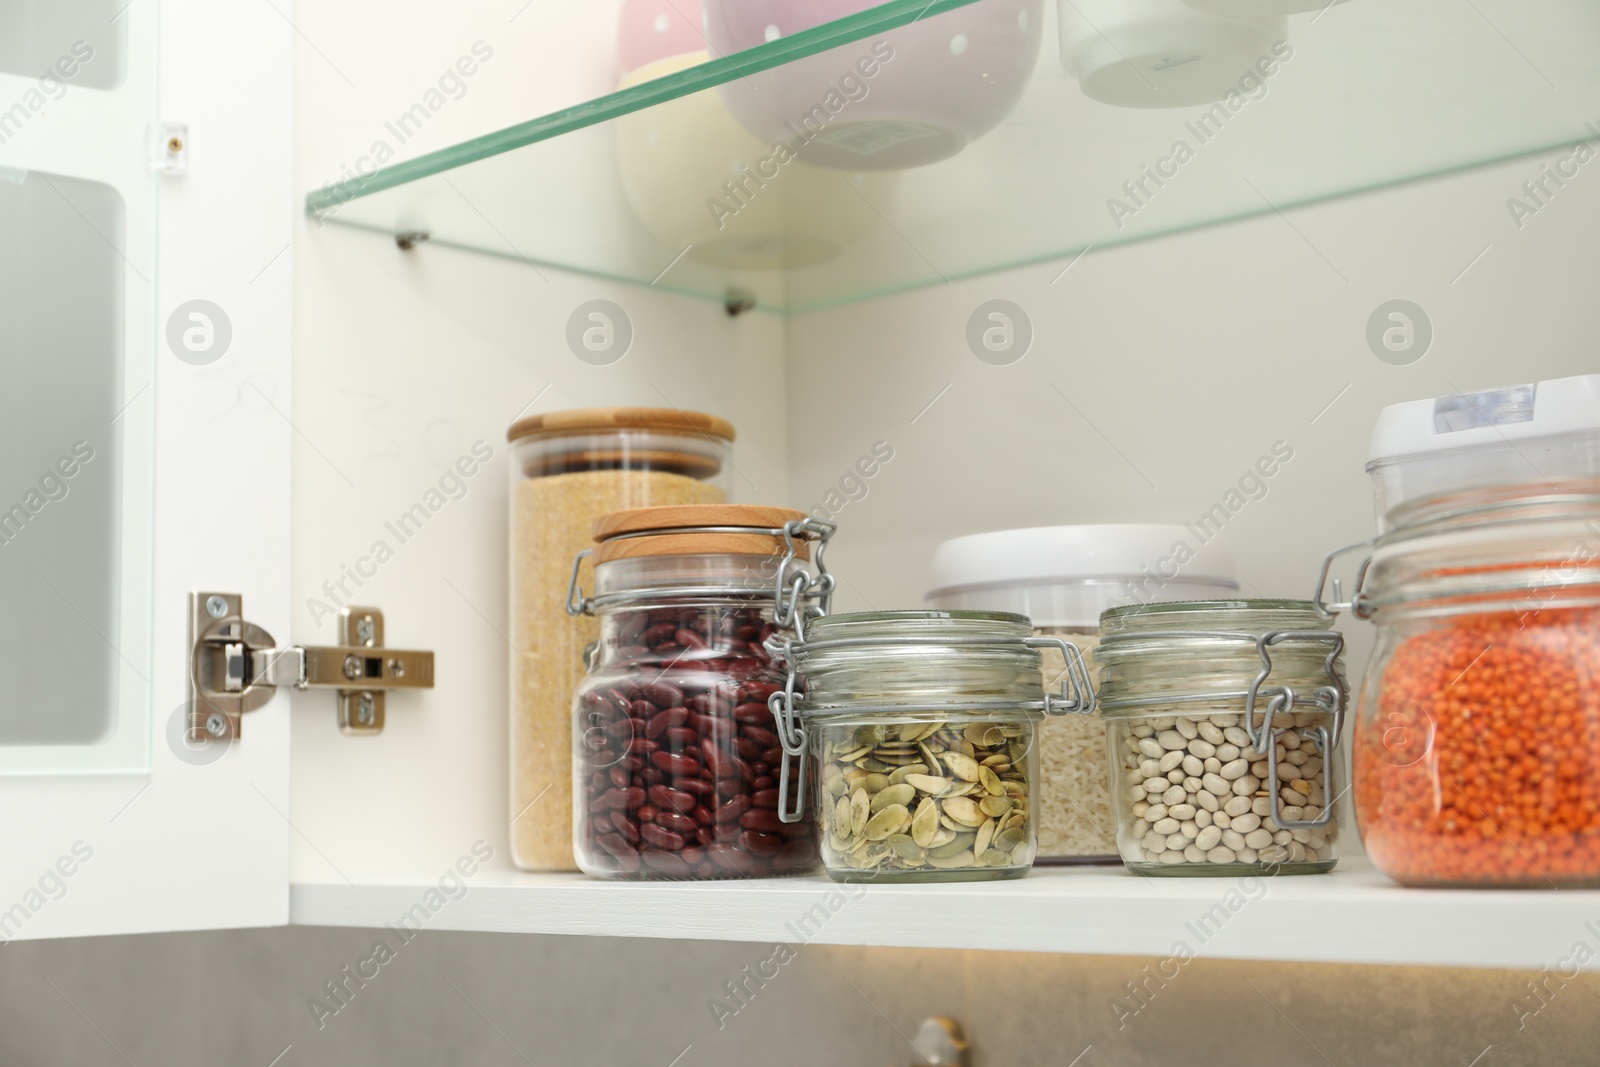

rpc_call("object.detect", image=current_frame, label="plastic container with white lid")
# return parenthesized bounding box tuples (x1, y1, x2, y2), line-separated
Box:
(1366, 373, 1600, 532)
(926, 525, 1240, 863)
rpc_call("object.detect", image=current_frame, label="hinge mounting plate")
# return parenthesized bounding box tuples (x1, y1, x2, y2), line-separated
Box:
(187, 592, 434, 741)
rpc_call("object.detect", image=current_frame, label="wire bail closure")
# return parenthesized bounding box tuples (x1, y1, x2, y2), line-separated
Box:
(566, 518, 837, 619)
(1240, 629, 1346, 832)
(766, 632, 1098, 824)
(566, 517, 838, 827)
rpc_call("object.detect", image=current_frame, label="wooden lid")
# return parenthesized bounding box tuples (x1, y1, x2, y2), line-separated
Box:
(507, 407, 735, 444)
(593, 505, 811, 564)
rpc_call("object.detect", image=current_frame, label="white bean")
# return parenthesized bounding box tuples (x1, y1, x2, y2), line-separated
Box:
(1187, 739, 1216, 759)
(1219, 758, 1250, 781)
(1198, 722, 1225, 745)
(1157, 730, 1186, 751)
(1176, 718, 1199, 740)
(1195, 790, 1219, 812)
(1202, 773, 1231, 796)
(1244, 828, 1274, 849)
(1159, 749, 1185, 773)
(1195, 825, 1222, 851)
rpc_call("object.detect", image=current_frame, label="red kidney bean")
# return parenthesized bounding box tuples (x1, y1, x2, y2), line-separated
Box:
(576, 604, 818, 881)
(715, 796, 751, 824)
(649, 750, 700, 777)
(655, 810, 699, 837)
(708, 844, 754, 874)
(740, 808, 785, 834)
(646, 707, 689, 739)
(612, 812, 641, 845)
(761, 746, 783, 765)
(647, 785, 697, 814)
(740, 830, 783, 857)
(640, 851, 692, 877)
(641, 681, 685, 708)
(733, 702, 772, 724)
(741, 725, 779, 747)
(640, 823, 686, 851)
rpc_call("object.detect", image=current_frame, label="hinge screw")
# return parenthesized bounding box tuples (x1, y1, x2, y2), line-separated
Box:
(204, 712, 228, 737)
(356, 616, 375, 644)
(205, 595, 228, 619)
(343, 654, 363, 680)
(387, 658, 404, 679)
(357, 693, 375, 726)
(167, 136, 184, 154)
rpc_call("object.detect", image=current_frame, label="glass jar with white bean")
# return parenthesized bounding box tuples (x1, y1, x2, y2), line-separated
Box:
(1095, 600, 1347, 876)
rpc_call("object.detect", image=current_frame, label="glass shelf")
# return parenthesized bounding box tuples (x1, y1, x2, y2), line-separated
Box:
(306, 0, 1600, 314)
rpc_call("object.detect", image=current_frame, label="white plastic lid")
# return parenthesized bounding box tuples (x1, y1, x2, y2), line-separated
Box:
(1366, 373, 1600, 529)
(925, 525, 1240, 628)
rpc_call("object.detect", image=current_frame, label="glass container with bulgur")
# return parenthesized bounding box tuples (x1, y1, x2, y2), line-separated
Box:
(508, 408, 734, 871)
(927, 526, 1239, 864)
(770, 610, 1096, 882)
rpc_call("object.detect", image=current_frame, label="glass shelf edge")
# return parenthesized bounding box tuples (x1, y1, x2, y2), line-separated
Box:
(303, 0, 983, 215)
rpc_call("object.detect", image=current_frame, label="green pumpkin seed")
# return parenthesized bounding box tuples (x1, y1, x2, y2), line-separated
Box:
(941, 796, 984, 827)
(979, 795, 1013, 819)
(994, 826, 1026, 851)
(974, 817, 995, 857)
(911, 798, 940, 847)
(863, 804, 909, 841)
(942, 752, 981, 782)
(980, 848, 1013, 867)
(979, 766, 1005, 796)
(834, 795, 853, 835)
(887, 834, 925, 860)
(860, 773, 891, 794)
(927, 850, 975, 869)
(904, 773, 951, 796)
(888, 763, 928, 785)
(850, 788, 870, 836)
(870, 783, 916, 812)
(929, 832, 975, 858)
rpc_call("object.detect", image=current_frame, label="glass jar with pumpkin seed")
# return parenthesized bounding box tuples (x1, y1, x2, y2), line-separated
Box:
(767, 611, 1095, 883)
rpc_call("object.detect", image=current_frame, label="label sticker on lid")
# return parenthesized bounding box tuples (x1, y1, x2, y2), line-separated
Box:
(1433, 383, 1538, 434)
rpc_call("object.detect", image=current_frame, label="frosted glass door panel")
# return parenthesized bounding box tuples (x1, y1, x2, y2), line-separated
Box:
(0, 0, 126, 91)
(0, 172, 123, 745)
(0, 0, 155, 772)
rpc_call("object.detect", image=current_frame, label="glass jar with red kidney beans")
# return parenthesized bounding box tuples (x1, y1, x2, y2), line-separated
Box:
(565, 504, 836, 879)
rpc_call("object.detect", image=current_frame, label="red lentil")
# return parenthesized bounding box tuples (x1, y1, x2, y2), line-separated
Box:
(1355, 604, 1600, 887)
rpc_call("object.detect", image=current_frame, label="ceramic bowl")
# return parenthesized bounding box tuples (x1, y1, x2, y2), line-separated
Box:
(617, 0, 709, 80)
(703, 0, 1044, 170)
(1060, 0, 1286, 108)
(615, 53, 898, 268)
(1184, 0, 1348, 14)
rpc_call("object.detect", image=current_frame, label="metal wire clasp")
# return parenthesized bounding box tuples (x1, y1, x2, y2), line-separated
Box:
(1312, 540, 1375, 620)
(1023, 635, 1097, 716)
(1241, 630, 1346, 832)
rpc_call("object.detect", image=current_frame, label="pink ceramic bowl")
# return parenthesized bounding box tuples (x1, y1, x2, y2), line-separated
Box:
(703, 0, 1044, 169)
(617, 0, 708, 80)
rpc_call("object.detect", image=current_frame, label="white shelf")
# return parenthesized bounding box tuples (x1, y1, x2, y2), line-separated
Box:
(291, 860, 1595, 971)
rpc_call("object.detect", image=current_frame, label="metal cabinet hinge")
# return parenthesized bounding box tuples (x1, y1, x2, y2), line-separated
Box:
(188, 592, 434, 740)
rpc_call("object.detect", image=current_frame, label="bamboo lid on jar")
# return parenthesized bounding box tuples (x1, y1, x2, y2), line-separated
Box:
(507, 407, 736, 444)
(593, 504, 811, 563)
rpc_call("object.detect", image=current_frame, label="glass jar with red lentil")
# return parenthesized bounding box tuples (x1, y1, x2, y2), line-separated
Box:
(1325, 481, 1600, 888)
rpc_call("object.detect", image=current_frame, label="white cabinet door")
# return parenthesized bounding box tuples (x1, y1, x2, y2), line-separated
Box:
(0, 0, 292, 940)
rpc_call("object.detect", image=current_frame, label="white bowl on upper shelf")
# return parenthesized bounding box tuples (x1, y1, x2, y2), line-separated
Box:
(1183, 0, 1350, 15)
(1060, 0, 1287, 109)
(614, 52, 899, 269)
(702, 0, 1045, 170)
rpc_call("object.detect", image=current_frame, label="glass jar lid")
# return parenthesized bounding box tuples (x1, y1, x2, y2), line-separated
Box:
(567, 504, 834, 623)
(1095, 599, 1346, 736)
(1326, 481, 1600, 618)
(778, 610, 1094, 718)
